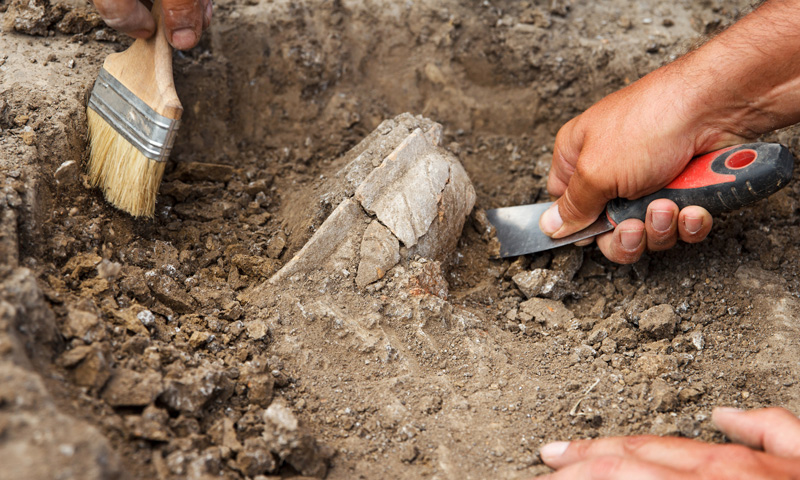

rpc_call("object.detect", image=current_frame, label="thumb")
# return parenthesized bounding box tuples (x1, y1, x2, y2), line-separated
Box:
(713, 407, 800, 458)
(162, 0, 204, 50)
(540, 157, 613, 238)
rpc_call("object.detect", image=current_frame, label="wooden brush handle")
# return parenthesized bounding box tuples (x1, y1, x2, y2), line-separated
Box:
(102, 0, 183, 120)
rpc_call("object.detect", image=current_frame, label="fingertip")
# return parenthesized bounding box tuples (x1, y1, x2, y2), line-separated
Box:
(169, 27, 198, 49)
(540, 441, 570, 465)
(597, 220, 645, 264)
(540, 203, 564, 236)
(678, 207, 712, 243)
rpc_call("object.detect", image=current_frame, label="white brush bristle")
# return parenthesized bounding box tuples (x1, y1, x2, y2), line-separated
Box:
(86, 108, 166, 218)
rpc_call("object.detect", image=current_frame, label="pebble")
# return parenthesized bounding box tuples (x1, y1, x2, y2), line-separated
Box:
(638, 304, 678, 339)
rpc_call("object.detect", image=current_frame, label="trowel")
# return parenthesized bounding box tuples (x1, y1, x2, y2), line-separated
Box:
(487, 143, 794, 258)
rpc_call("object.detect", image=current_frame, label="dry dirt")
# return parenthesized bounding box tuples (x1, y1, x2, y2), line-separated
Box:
(3, 0, 800, 479)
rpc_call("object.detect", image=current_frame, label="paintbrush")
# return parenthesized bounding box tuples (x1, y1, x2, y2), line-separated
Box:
(86, 0, 182, 217)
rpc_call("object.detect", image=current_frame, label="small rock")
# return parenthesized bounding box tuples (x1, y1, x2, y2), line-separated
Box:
(513, 268, 571, 300)
(263, 402, 332, 477)
(266, 233, 286, 259)
(678, 387, 703, 403)
(638, 304, 678, 339)
(62, 308, 102, 342)
(59, 345, 111, 390)
(159, 366, 234, 416)
(102, 369, 163, 407)
(54, 160, 79, 187)
(96, 259, 122, 280)
(126, 405, 171, 442)
(517, 297, 573, 330)
(400, 444, 419, 463)
(235, 438, 276, 477)
(651, 379, 678, 412)
(356, 221, 400, 288)
(550, 246, 583, 280)
(245, 320, 269, 340)
(690, 331, 704, 351)
(146, 274, 195, 313)
(188, 331, 212, 349)
(244, 374, 275, 408)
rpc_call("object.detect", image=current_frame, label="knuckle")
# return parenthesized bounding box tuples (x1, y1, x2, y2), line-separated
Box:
(620, 435, 651, 455)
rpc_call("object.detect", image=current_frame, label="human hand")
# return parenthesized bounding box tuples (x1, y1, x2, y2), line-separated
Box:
(539, 62, 747, 263)
(91, 0, 212, 50)
(540, 0, 800, 264)
(536, 407, 800, 479)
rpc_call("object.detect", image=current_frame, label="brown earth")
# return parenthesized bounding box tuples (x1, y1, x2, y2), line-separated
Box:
(2, 0, 800, 478)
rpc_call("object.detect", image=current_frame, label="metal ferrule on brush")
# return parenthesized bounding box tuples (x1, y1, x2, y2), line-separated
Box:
(87, 68, 180, 162)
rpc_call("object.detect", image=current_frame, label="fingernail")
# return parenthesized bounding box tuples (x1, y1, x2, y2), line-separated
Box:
(620, 229, 642, 250)
(540, 204, 563, 236)
(651, 210, 673, 233)
(540, 441, 570, 462)
(171, 28, 197, 49)
(685, 216, 703, 235)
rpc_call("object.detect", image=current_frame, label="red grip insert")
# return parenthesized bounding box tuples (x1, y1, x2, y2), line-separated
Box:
(665, 146, 737, 190)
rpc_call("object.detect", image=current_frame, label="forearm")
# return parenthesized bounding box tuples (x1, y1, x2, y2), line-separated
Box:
(678, 0, 800, 144)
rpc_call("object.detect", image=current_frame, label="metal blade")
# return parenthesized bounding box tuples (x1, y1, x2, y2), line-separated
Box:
(486, 202, 614, 258)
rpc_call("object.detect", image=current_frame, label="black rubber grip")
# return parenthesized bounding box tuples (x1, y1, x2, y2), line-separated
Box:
(606, 143, 794, 224)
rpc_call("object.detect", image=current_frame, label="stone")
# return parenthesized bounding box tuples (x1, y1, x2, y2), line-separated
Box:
(252, 114, 473, 299)
(96, 259, 122, 280)
(587, 311, 638, 351)
(265, 233, 286, 259)
(651, 379, 679, 412)
(639, 304, 678, 339)
(102, 369, 163, 407)
(269, 198, 365, 284)
(70, 347, 110, 390)
(550, 246, 583, 280)
(231, 254, 279, 278)
(62, 308, 102, 342)
(356, 221, 401, 288)
(146, 273, 195, 313)
(159, 366, 234, 416)
(188, 331, 212, 349)
(512, 268, 571, 300)
(63, 252, 102, 279)
(263, 402, 331, 478)
(355, 129, 452, 247)
(245, 374, 275, 408)
(245, 320, 269, 340)
(110, 305, 149, 335)
(517, 298, 573, 329)
(125, 405, 171, 442)
(54, 160, 79, 187)
(678, 387, 703, 403)
(208, 417, 242, 453)
(235, 438, 277, 477)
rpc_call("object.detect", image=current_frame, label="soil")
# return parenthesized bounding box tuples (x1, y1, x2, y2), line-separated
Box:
(3, 0, 800, 479)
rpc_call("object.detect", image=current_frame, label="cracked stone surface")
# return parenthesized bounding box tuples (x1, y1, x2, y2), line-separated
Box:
(356, 220, 401, 288)
(263, 114, 475, 290)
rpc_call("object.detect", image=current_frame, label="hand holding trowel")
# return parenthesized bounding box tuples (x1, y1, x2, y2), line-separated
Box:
(487, 143, 794, 258)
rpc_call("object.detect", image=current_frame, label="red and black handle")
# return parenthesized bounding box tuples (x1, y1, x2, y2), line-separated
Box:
(606, 143, 794, 225)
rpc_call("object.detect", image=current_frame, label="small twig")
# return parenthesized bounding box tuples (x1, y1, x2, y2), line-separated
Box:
(569, 378, 601, 417)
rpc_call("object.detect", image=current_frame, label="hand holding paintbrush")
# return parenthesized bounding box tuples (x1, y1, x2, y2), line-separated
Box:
(90, 0, 211, 50)
(86, 0, 184, 217)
